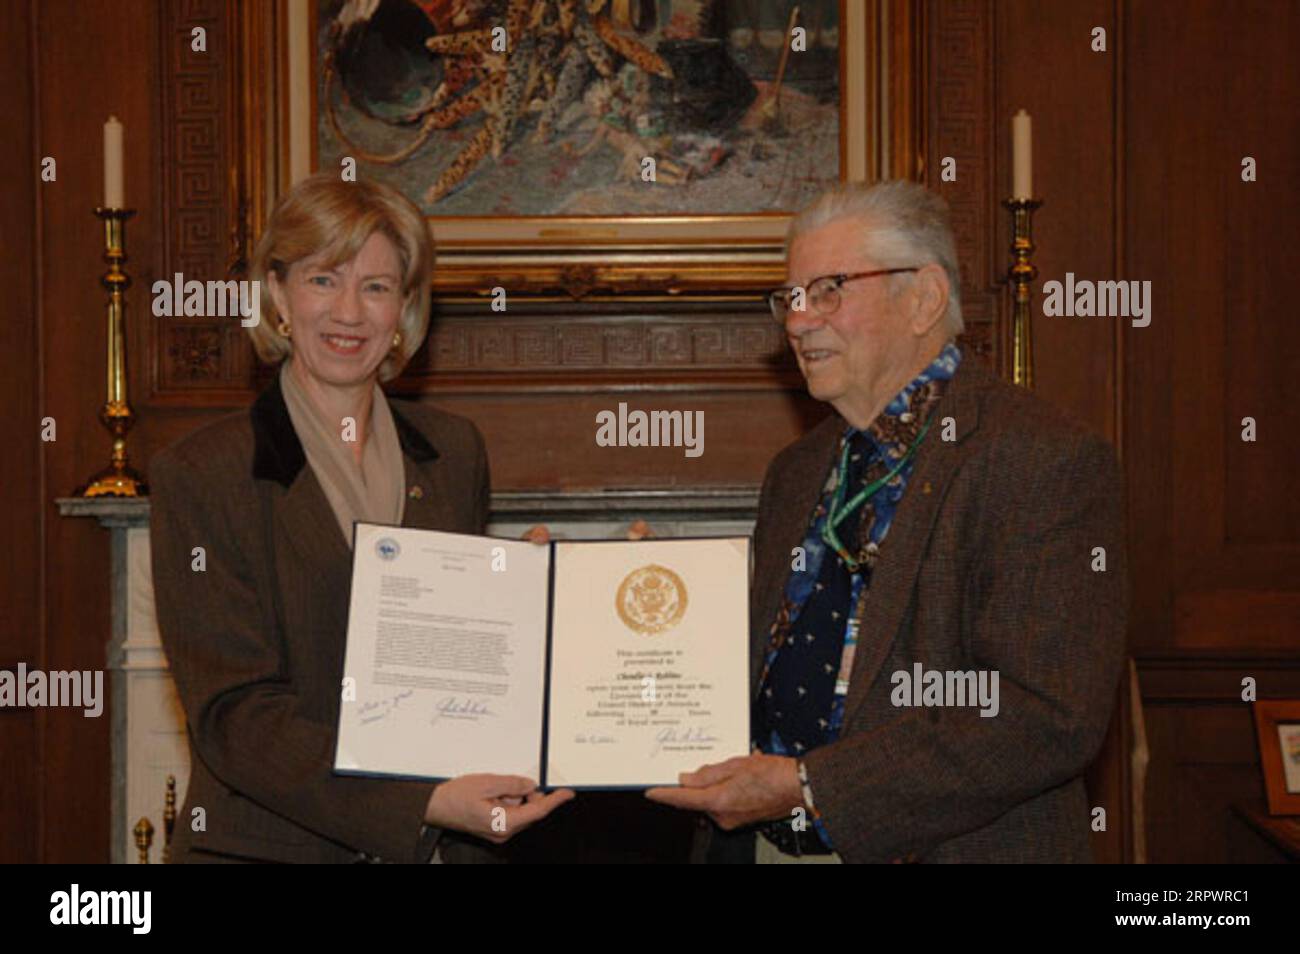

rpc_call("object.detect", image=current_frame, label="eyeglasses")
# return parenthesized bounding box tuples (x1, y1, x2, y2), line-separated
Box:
(767, 267, 920, 323)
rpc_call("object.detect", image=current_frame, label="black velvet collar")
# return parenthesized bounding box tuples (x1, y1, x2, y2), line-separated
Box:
(251, 372, 438, 487)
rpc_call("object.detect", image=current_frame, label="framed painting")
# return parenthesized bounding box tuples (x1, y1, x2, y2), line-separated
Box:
(239, 0, 925, 297)
(1254, 700, 1300, 816)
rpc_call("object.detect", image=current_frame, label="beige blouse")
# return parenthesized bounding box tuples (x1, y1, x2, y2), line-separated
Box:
(279, 360, 405, 547)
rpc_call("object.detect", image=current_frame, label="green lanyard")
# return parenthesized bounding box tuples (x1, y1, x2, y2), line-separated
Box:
(821, 418, 932, 572)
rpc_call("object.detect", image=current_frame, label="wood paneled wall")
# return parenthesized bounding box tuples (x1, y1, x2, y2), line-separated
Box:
(3, 0, 1296, 862)
(1121, 0, 1300, 862)
(1, 0, 41, 865)
(4, 0, 163, 864)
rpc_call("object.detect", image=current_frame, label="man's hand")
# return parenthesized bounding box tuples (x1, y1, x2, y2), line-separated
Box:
(644, 753, 803, 830)
(424, 774, 574, 845)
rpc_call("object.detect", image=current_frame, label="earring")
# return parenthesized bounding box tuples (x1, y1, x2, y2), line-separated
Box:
(392, 331, 402, 350)
(277, 319, 291, 339)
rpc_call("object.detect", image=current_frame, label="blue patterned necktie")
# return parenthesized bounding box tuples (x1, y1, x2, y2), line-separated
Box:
(756, 430, 876, 754)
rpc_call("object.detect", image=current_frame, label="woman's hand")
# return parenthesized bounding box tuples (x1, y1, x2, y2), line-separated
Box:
(424, 774, 575, 844)
(625, 519, 653, 540)
(522, 520, 654, 543)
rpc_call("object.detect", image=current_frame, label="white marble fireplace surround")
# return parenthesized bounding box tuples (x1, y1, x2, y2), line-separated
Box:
(58, 489, 757, 863)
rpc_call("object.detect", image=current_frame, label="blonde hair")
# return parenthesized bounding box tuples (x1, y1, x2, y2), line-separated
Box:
(248, 173, 435, 382)
(788, 180, 964, 336)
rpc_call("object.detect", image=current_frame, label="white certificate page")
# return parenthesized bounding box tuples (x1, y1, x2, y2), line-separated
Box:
(545, 537, 750, 788)
(335, 524, 550, 781)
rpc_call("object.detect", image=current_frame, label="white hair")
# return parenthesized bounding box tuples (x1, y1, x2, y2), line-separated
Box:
(787, 180, 964, 337)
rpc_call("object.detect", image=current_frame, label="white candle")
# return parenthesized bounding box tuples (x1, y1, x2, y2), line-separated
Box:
(1012, 109, 1032, 200)
(104, 116, 124, 208)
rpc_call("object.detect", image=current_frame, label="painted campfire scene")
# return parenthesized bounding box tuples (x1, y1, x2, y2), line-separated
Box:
(319, 0, 842, 215)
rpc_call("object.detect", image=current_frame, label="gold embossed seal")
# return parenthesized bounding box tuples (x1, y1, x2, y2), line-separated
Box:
(615, 564, 688, 635)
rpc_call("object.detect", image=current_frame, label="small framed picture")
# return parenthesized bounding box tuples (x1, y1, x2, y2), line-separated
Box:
(1252, 700, 1300, 815)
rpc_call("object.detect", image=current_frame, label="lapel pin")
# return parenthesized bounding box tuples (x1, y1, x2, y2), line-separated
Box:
(922, 481, 932, 494)
(408, 485, 424, 500)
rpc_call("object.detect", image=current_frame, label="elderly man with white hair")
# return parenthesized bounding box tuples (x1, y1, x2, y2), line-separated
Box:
(648, 180, 1127, 864)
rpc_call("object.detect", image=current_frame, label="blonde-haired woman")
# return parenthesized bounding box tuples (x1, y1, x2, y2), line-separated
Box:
(150, 174, 572, 863)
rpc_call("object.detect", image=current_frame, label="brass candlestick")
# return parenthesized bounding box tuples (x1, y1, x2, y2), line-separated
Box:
(163, 775, 176, 864)
(1001, 198, 1042, 389)
(134, 816, 154, 864)
(76, 207, 147, 497)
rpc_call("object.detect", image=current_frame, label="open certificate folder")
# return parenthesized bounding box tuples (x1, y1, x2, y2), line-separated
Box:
(334, 524, 751, 788)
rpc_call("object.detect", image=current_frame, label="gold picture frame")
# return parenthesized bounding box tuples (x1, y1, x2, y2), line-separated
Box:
(236, 0, 925, 298)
